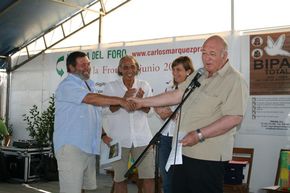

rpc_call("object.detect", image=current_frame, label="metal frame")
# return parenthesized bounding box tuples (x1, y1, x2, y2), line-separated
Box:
(9, 0, 131, 72)
(2, 0, 131, 125)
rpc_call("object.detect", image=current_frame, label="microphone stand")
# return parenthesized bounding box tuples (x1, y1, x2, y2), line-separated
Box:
(124, 80, 202, 193)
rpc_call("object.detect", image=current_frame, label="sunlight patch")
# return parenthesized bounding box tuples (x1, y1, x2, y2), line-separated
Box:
(22, 184, 52, 193)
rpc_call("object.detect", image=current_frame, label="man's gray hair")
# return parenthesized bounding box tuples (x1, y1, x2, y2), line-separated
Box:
(205, 35, 228, 57)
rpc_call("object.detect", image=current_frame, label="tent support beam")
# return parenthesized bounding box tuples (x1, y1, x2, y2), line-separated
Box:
(9, 0, 131, 72)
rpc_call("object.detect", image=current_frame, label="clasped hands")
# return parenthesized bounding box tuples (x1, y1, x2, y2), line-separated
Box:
(120, 88, 145, 111)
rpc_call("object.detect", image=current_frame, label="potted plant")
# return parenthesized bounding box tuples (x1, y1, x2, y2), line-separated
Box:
(23, 95, 58, 181)
(23, 95, 55, 147)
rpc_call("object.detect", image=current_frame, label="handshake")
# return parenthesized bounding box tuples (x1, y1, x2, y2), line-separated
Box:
(119, 88, 146, 111)
(120, 98, 141, 111)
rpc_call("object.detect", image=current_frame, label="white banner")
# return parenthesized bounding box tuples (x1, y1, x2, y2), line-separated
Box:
(50, 40, 205, 96)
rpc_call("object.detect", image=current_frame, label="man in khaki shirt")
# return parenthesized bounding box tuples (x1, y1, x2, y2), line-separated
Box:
(130, 35, 249, 193)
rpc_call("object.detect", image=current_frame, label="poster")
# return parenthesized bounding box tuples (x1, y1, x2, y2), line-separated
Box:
(250, 32, 290, 95)
(241, 95, 290, 135)
(240, 32, 290, 135)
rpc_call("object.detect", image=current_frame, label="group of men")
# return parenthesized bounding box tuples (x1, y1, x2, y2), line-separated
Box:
(53, 35, 249, 193)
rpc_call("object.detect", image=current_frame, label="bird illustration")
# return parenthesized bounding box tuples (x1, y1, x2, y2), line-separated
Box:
(264, 34, 290, 57)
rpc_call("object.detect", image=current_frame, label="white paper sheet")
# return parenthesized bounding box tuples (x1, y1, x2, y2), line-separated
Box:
(165, 131, 186, 171)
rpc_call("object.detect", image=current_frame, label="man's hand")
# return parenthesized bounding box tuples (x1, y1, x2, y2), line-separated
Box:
(120, 99, 136, 111)
(127, 97, 144, 110)
(109, 89, 137, 112)
(102, 135, 112, 146)
(180, 131, 199, 146)
(136, 88, 144, 98)
(113, 88, 144, 112)
(135, 88, 150, 113)
(123, 88, 137, 99)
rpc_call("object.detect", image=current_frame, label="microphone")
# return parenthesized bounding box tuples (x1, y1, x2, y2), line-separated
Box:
(185, 68, 205, 92)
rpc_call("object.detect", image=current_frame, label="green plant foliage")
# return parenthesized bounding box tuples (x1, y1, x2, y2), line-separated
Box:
(23, 95, 55, 147)
(0, 118, 13, 141)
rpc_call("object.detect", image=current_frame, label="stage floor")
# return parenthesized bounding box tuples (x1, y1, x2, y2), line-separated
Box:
(0, 174, 138, 193)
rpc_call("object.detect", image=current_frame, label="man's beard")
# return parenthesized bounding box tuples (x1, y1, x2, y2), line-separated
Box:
(74, 72, 90, 80)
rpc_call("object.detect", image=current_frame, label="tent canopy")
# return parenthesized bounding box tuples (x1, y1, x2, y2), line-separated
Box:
(0, 0, 98, 68)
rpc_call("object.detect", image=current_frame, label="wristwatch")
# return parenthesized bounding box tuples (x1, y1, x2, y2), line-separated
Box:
(196, 128, 205, 143)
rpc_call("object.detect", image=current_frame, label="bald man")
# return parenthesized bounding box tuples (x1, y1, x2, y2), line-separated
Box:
(129, 35, 249, 193)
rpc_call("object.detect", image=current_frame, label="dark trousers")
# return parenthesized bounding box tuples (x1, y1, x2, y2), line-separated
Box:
(159, 135, 173, 193)
(172, 155, 226, 193)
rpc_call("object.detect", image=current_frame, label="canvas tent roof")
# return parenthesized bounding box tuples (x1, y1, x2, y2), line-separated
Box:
(0, 0, 125, 69)
(1, 0, 97, 55)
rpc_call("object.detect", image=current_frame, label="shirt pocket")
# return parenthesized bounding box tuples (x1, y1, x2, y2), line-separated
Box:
(194, 92, 221, 115)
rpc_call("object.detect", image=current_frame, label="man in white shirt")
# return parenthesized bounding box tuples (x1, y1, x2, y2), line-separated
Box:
(102, 55, 154, 193)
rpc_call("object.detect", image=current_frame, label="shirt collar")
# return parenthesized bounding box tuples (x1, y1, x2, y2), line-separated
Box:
(68, 73, 82, 82)
(68, 73, 92, 84)
(118, 77, 137, 90)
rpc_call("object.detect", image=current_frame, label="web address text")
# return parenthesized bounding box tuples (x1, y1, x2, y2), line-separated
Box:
(131, 46, 202, 57)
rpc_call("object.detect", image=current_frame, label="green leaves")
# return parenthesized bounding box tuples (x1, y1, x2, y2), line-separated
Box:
(0, 118, 13, 141)
(23, 95, 55, 147)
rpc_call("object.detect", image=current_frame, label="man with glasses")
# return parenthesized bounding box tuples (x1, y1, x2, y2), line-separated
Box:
(129, 36, 249, 193)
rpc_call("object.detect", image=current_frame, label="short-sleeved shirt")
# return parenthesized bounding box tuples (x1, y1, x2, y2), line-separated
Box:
(0, 120, 9, 136)
(102, 78, 153, 148)
(178, 62, 249, 161)
(53, 74, 102, 155)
